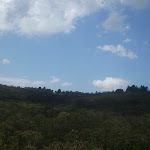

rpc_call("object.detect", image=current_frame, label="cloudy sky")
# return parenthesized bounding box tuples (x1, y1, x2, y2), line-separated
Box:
(0, 0, 150, 92)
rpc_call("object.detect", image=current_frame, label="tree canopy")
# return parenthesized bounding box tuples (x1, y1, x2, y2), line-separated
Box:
(0, 84, 150, 149)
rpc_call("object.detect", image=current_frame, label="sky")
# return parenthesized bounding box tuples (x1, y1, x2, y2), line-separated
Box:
(0, 0, 150, 92)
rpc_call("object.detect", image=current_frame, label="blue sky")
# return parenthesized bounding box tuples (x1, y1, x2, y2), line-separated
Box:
(0, 0, 150, 92)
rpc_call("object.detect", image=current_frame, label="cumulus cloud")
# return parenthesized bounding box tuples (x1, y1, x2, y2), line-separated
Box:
(62, 82, 72, 86)
(101, 1, 150, 32)
(93, 77, 129, 91)
(97, 44, 138, 59)
(0, 0, 149, 36)
(123, 38, 132, 43)
(0, 0, 105, 35)
(50, 76, 60, 83)
(120, 0, 150, 9)
(2, 59, 10, 64)
(0, 76, 46, 87)
(103, 12, 126, 32)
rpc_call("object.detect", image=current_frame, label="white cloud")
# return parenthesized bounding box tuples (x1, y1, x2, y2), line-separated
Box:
(97, 44, 138, 59)
(120, 0, 150, 9)
(103, 12, 126, 32)
(123, 38, 132, 43)
(62, 82, 72, 86)
(2, 59, 10, 64)
(0, 0, 149, 36)
(0, 0, 105, 35)
(50, 76, 60, 83)
(0, 76, 46, 87)
(101, 1, 150, 33)
(93, 77, 129, 91)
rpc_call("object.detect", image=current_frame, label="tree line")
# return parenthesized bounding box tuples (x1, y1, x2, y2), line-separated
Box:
(0, 84, 150, 149)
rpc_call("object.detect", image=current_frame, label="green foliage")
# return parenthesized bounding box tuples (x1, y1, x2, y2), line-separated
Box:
(0, 84, 150, 149)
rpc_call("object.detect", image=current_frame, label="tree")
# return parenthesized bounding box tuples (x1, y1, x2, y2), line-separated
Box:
(115, 89, 124, 94)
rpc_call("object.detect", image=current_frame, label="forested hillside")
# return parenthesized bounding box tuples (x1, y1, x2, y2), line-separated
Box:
(0, 84, 150, 150)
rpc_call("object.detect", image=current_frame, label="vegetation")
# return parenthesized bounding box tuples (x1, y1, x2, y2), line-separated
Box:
(0, 84, 150, 150)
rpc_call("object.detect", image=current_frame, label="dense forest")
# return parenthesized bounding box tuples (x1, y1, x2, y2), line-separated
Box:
(0, 84, 150, 150)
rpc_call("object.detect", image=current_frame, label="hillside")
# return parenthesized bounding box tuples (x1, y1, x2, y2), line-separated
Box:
(0, 84, 150, 150)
